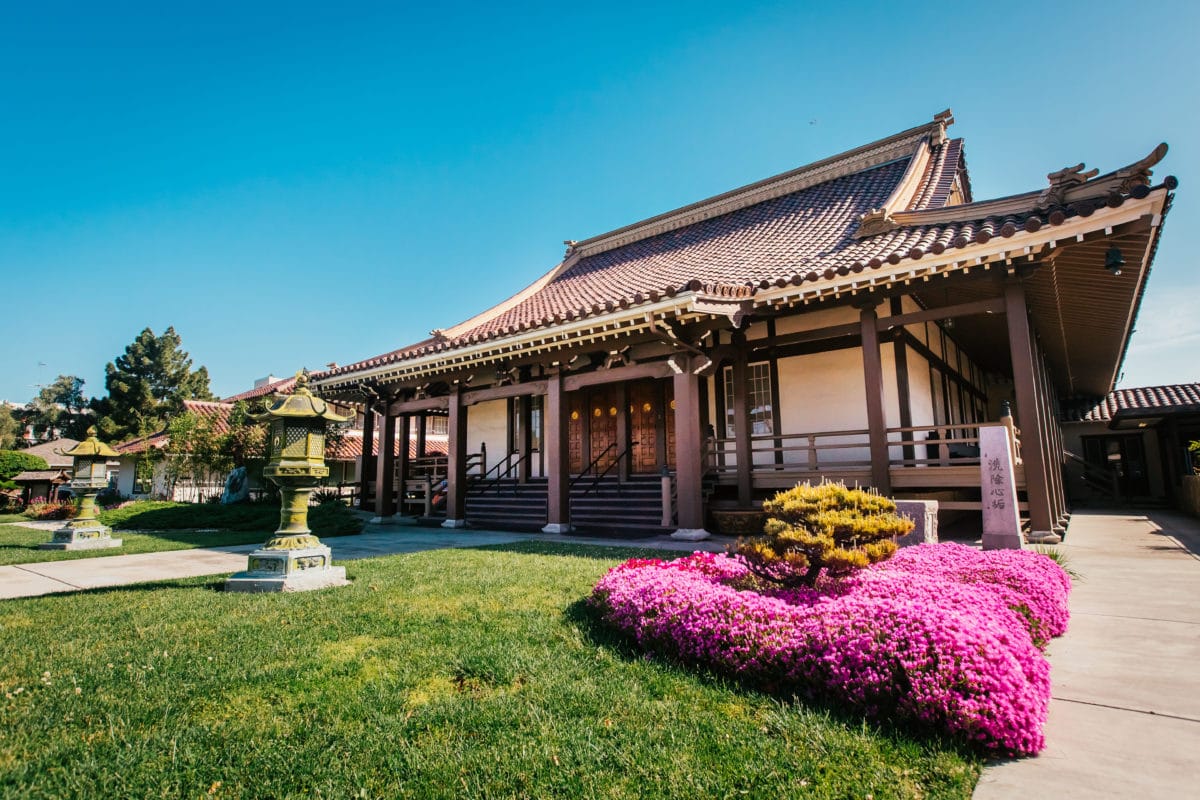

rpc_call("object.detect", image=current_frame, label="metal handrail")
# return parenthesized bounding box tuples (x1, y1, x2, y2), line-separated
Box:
(474, 450, 533, 496)
(572, 441, 639, 497)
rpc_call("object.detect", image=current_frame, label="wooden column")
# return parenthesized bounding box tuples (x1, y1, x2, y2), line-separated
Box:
(730, 333, 753, 506)
(673, 361, 707, 535)
(442, 387, 468, 528)
(890, 298, 915, 464)
(517, 395, 532, 484)
(359, 408, 375, 511)
(396, 414, 411, 515)
(374, 412, 397, 520)
(615, 382, 630, 483)
(543, 371, 571, 532)
(416, 414, 427, 459)
(859, 301, 892, 494)
(1004, 280, 1055, 539)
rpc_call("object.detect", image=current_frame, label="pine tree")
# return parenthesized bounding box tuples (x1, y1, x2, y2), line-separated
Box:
(94, 327, 214, 441)
(26, 374, 89, 440)
(737, 481, 912, 587)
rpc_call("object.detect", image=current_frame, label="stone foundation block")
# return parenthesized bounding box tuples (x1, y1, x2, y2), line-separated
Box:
(893, 500, 938, 547)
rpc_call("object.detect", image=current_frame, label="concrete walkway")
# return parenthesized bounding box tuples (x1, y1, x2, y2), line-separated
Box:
(0, 522, 725, 600)
(975, 510, 1200, 799)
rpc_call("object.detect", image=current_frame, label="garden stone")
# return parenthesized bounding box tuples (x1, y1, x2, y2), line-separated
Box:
(893, 500, 937, 546)
(225, 544, 347, 593)
(670, 528, 711, 541)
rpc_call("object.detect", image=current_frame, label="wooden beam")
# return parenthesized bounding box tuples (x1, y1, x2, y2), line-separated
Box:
(543, 372, 571, 532)
(875, 296, 1005, 331)
(1005, 280, 1054, 536)
(731, 335, 753, 507)
(358, 408, 375, 511)
(463, 379, 549, 405)
(444, 387, 468, 526)
(890, 298, 915, 464)
(564, 361, 675, 391)
(396, 414, 411, 508)
(752, 322, 860, 352)
(860, 303, 892, 494)
(673, 361, 706, 530)
(388, 395, 450, 415)
(374, 413, 397, 518)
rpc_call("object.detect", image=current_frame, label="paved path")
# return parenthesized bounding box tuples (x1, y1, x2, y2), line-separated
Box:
(0, 522, 725, 600)
(975, 510, 1200, 799)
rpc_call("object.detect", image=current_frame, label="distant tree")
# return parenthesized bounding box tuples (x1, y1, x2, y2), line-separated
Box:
(93, 327, 214, 442)
(0, 450, 49, 483)
(0, 404, 20, 450)
(26, 374, 91, 440)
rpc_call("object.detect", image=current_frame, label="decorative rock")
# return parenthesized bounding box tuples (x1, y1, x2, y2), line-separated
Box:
(670, 528, 711, 541)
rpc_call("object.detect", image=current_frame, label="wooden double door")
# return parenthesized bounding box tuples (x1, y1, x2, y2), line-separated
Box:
(568, 379, 675, 475)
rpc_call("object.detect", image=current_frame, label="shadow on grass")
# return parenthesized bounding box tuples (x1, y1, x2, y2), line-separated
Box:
(10, 576, 229, 601)
(472, 539, 687, 562)
(563, 595, 988, 760)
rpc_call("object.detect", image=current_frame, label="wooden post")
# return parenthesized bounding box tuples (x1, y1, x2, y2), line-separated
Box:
(890, 298, 915, 465)
(416, 414, 427, 459)
(517, 395, 532, 484)
(442, 386, 468, 528)
(543, 371, 572, 533)
(859, 301, 892, 494)
(359, 408, 375, 511)
(672, 360, 709, 539)
(730, 335, 753, 507)
(373, 412, 397, 521)
(1004, 280, 1057, 542)
(615, 382, 630, 483)
(396, 414, 411, 516)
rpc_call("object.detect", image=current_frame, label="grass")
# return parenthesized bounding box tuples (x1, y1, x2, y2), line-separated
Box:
(0, 541, 981, 799)
(0, 502, 363, 567)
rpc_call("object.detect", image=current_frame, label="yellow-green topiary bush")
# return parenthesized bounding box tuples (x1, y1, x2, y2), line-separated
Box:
(736, 481, 913, 587)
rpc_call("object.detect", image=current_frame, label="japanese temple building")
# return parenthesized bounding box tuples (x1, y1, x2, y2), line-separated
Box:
(311, 111, 1176, 539)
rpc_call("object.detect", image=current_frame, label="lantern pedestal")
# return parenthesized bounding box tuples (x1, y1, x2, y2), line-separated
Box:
(40, 521, 122, 551)
(225, 543, 347, 593)
(222, 371, 353, 594)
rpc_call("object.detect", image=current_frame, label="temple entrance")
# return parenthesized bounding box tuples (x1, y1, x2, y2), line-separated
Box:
(567, 380, 676, 475)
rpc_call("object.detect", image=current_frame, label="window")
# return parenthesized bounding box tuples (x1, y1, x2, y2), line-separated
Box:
(723, 362, 774, 437)
(427, 416, 448, 436)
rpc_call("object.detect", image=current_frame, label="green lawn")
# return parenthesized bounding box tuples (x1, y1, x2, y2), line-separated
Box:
(0, 502, 363, 566)
(0, 524, 280, 567)
(0, 542, 980, 799)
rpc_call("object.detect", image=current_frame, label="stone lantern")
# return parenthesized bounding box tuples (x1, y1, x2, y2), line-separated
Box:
(226, 371, 353, 592)
(40, 427, 122, 550)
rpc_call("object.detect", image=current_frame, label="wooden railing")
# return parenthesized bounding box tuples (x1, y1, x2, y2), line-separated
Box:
(709, 421, 1020, 476)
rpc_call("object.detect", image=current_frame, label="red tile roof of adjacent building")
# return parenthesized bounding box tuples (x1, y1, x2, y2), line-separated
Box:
(1063, 383, 1200, 423)
(223, 377, 298, 403)
(314, 111, 1174, 390)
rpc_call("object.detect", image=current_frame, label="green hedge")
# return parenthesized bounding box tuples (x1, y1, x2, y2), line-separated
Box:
(98, 500, 363, 536)
(0, 450, 50, 482)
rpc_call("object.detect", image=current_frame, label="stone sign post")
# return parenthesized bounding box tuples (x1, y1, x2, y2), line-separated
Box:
(980, 424, 1024, 550)
(226, 371, 352, 592)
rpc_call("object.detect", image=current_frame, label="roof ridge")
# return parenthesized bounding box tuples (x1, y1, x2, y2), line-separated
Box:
(568, 110, 954, 259)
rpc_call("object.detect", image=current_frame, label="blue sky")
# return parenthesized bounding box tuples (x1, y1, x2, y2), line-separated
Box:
(2, 1, 1197, 404)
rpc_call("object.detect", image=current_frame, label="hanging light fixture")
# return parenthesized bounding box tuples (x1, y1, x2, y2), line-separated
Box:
(1105, 245, 1125, 276)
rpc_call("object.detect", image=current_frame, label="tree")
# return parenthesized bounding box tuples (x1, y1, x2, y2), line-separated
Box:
(0, 451, 49, 488)
(93, 327, 214, 442)
(736, 481, 912, 587)
(0, 404, 20, 450)
(26, 374, 90, 440)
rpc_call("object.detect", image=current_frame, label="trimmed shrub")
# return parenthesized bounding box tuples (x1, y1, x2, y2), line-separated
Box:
(738, 481, 912, 586)
(0, 450, 50, 482)
(590, 545, 1071, 755)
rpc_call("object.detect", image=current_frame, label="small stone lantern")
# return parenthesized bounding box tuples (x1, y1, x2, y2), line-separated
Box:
(226, 371, 352, 592)
(40, 427, 122, 550)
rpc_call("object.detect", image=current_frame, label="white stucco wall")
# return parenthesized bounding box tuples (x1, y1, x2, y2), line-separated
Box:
(467, 399, 508, 476)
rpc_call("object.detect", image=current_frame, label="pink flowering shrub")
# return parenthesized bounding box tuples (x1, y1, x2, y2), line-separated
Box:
(591, 545, 1070, 755)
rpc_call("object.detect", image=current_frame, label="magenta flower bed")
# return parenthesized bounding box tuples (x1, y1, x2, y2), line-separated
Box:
(590, 544, 1070, 755)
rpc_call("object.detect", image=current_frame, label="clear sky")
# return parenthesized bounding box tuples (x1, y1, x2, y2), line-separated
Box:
(2, 0, 1197, 404)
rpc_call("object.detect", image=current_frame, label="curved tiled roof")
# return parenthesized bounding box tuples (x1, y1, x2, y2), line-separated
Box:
(223, 377, 297, 403)
(1063, 383, 1200, 423)
(314, 113, 1174, 390)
